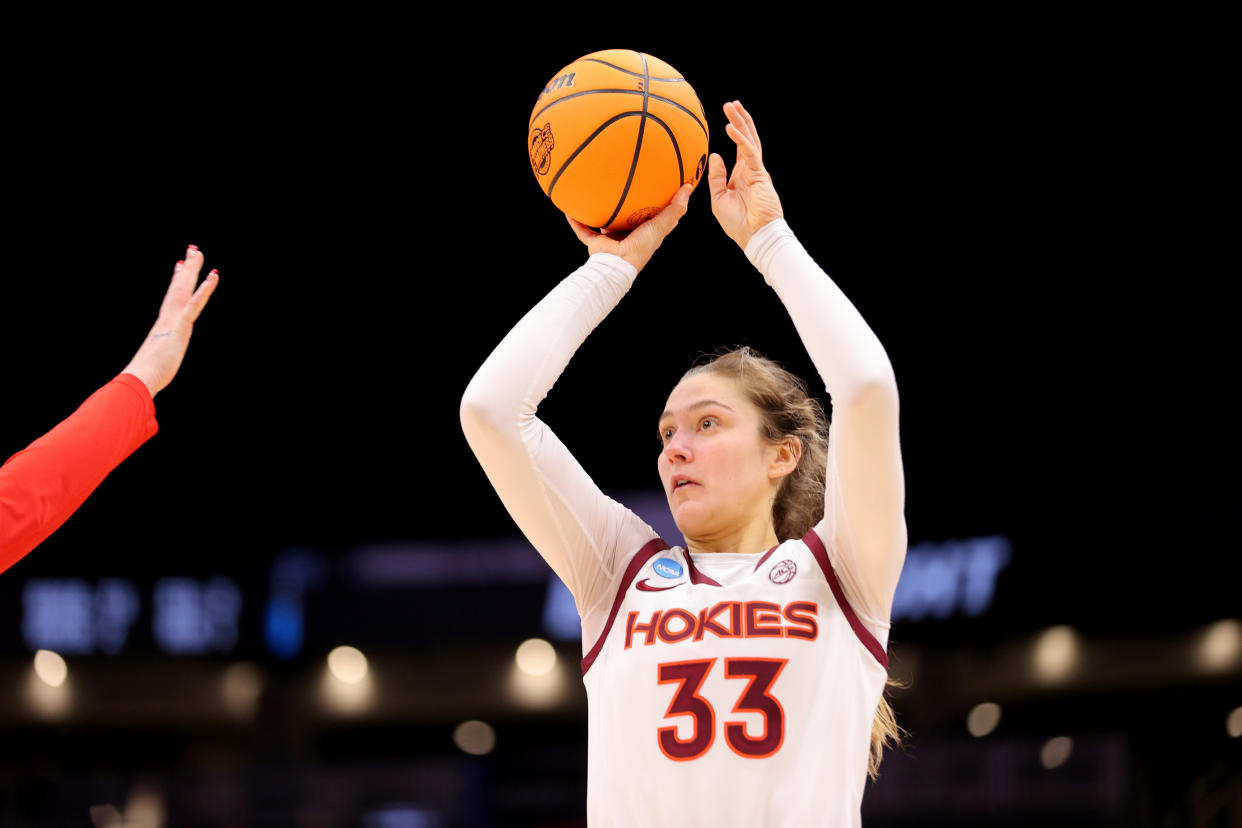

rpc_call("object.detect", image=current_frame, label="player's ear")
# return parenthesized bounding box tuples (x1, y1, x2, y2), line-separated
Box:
(767, 437, 801, 481)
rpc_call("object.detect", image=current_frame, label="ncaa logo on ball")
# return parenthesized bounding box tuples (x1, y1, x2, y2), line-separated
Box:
(529, 122, 555, 175)
(695, 154, 707, 182)
(653, 558, 684, 579)
(626, 206, 661, 226)
(769, 560, 797, 584)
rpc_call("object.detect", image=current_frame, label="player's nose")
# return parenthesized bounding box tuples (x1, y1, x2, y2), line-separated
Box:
(662, 431, 693, 463)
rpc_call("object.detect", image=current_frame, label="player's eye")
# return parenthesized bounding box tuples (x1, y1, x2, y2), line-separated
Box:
(658, 426, 675, 445)
(699, 417, 718, 431)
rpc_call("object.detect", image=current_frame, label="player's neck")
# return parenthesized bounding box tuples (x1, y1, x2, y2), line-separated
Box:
(685, 518, 779, 556)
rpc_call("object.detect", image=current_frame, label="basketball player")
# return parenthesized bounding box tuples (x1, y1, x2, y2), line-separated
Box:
(461, 101, 905, 826)
(1, 246, 218, 573)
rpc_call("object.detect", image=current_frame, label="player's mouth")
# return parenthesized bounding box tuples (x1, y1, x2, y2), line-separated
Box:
(670, 475, 699, 494)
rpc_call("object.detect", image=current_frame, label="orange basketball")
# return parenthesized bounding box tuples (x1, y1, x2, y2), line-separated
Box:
(528, 49, 709, 232)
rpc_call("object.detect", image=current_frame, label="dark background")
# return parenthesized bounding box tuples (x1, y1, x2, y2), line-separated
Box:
(0, 19, 1235, 827)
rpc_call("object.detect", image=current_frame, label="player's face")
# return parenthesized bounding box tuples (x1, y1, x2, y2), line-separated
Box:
(657, 373, 783, 541)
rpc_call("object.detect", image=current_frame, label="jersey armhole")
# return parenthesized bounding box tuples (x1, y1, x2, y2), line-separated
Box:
(579, 538, 669, 676)
(803, 528, 890, 669)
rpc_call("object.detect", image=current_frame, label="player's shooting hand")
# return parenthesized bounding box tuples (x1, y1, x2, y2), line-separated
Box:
(121, 245, 219, 398)
(709, 100, 784, 250)
(565, 183, 693, 273)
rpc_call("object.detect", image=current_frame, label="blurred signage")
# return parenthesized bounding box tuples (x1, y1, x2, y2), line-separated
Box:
(6, 534, 1013, 657)
(891, 536, 1011, 621)
(21, 576, 242, 655)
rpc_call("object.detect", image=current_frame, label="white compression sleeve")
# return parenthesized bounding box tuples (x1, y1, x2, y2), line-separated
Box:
(746, 219, 907, 626)
(460, 252, 661, 634)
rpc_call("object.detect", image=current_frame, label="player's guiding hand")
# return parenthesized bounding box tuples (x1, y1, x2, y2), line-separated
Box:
(565, 183, 694, 273)
(709, 100, 784, 250)
(121, 245, 219, 398)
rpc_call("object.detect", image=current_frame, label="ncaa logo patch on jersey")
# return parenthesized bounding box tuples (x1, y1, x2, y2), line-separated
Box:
(653, 558, 684, 579)
(769, 560, 797, 584)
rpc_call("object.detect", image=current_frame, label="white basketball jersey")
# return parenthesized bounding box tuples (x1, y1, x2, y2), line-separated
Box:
(580, 529, 889, 828)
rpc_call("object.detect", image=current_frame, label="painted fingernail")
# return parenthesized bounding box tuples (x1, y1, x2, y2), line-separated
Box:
(209, 269, 219, 277)
(187, 244, 199, 257)
(176, 260, 184, 266)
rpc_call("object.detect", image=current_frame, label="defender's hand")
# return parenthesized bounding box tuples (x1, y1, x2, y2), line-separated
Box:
(121, 245, 219, 398)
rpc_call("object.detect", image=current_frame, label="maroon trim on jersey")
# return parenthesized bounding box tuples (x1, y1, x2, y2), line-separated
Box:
(802, 529, 889, 669)
(750, 543, 781, 573)
(679, 548, 723, 586)
(581, 538, 670, 676)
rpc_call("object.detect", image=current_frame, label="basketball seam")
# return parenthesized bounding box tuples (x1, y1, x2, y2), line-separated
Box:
(644, 111, 685, 191)
(529, 89, 707, 138)
(547, 111, 644, 199)
(601, 53, 651, 230)
(580, 57, 686, 83)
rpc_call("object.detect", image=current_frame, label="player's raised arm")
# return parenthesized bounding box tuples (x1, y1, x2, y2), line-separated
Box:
(711, 100, 907, 618)
(1, 247, 218, 573)
(460, 189, 692, 614)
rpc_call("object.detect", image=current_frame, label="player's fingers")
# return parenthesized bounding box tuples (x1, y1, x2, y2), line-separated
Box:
(731, 100, 762, 156)
(184, 270, 219, 323)
(666, 183, 693, 220)
(724, 122, 762, 172)
(722, 102, 753, 148)
(565, 214, 600, 246)
(648, 184, 692, 237)
(707, 152, 729, 200)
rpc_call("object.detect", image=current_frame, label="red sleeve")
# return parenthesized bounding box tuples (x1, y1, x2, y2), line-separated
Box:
(0, 373, 158, 574)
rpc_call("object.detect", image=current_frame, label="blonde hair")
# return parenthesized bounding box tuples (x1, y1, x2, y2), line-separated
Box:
(684, 346, 904, 778)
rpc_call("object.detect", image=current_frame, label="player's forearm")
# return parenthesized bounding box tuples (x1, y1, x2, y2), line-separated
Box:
(0, 374, 158, 573)
(460, 252, 638, 441)
(459, 252, 651, 610)
(745, 219, 898, 406)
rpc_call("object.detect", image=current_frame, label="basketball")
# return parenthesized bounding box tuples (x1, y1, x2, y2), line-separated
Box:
(527, 49, 709, 233)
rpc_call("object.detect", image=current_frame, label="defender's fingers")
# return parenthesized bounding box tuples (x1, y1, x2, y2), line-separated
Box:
(184, 270, 219, 323)
(161, 245, 205, 315)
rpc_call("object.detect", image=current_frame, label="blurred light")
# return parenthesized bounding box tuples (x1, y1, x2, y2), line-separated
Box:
(34, 649, 67, 687)
(1040, 736, 1073, 769)
(515, 638, 557, 676)
(1197, 619, 1242, 672)
(264, 596, 304, 660)
(25, 666, 71, 718)
(362, 804, 443, 828)
(90, 804, 122, 827)
(453, 720, 496, 755)
(966, 702, 1001, 737)
(320, 664, 374, 715)
(1032, 625, 1080, 683)
(1227, 707, 1242, 738)
(222, 662, 264, 718)
(328, 646, 369, 684)
(122, 784, 166, 828)
(508, 657, 568, 709)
